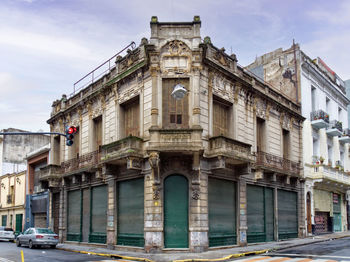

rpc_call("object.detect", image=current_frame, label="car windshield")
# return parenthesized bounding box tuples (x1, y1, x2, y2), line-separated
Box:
(36, 228, 55, 234)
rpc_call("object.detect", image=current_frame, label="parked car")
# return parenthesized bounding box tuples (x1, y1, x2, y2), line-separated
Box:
(0, 226, 15, 242)
(16, 228, 58, 249)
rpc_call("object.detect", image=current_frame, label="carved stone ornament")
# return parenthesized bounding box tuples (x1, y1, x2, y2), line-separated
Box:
(281, 113, 291, 130)
(153, 186, 160, 200)
(167, 40, 190, 56)
(255, 98, 267, 120)
(214, 48, 229, 67)
(192, 190, 200, 200)
(149, 152, 160, 183)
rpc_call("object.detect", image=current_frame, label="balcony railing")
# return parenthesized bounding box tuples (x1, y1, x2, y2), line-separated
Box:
(310, 165, 350, 185)
(326, 120, 343, 136)
(310, 110, 329, 123)
(101, 136, 143, 162)
(37, 165, 62, 181)
(206, 136, 253, 162)
(256, 151, 300, 175)
(61, 150, 101, 174)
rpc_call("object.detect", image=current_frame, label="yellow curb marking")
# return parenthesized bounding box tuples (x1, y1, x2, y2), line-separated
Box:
(57, 247, 154, 262)
(173, 249, 270, 262)
(21, 250, 24, 262)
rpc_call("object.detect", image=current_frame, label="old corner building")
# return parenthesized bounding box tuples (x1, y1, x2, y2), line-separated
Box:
(42, 17, 304, 252)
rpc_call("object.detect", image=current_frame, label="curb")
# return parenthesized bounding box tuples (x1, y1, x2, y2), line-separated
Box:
(56, 247, 155, 262)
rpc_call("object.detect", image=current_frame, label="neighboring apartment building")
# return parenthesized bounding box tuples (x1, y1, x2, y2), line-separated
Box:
(0, 171, 26, 234)
(25, 144, 53, 231)
(41, 17, 304, 252)
(247, 44, 350, 235)
(0, 128, 50, 175)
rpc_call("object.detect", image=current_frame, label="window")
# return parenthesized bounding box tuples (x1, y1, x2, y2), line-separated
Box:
(338, 107, 342, 122)
(282, 129, 290, 159)
(92, 116, 102, 151)
(326, 97, 330, 115)
(162, 78, 189, 128)
(53, 135, 61, 165)
(313, 138, 319, 158)
(256, 117, 266, 152)
(311, 86, 316, 112)
(212, 96, 232, 137)
(328, 145, 333, 166)
(122, 97, 140, 137)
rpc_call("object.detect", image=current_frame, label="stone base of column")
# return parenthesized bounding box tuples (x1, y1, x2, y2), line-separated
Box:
(107, 229, 115, 248)
(144, 231, 163, 253)
(238, 227, 247, 246)
(190, 231, 208, 252)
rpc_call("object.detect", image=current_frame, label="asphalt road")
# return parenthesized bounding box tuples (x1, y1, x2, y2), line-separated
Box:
(273, 236, 350, 260)
(0, 241, 114, 262)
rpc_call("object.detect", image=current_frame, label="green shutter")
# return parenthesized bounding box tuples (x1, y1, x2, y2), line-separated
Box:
(117, 178, 144, 247)
(247, 185, 274, 243)
(89, 185, 107, 244)
(67, 190, 81, 241)
(333, 193, 341, 232)
(15, 214, 23, 234)
(164, 175, 188, 248)
(278, 190, 298, 239)
(209, 178, 236, 247)
(2, 215, 7, 226)
(333, 193, 341, 213)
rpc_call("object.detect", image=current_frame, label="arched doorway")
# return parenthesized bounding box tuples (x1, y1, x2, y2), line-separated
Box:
(164, 175, 188, 248)
(307, 192, 312, 234)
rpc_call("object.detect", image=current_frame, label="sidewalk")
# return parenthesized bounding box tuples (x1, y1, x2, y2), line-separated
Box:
(57, 232, 350, 262)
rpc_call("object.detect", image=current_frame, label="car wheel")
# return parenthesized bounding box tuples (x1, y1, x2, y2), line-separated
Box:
(29, 240, 34, 249)
(50, 245, 56, 249)
(16, 239, 21, 247)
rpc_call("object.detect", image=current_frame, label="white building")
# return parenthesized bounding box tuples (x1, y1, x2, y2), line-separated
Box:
(247, 44, 350, 235)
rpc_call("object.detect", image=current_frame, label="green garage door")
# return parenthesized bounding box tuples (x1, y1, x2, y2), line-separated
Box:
(209, 178, 236, 247)
(278, 190, 298, 239)
(164, 175, 188, 248)
(117, 178, 144, 247)
(247, 185, 274, 243)
(67, 190, 81, 241)
(89, 185, 107, 243)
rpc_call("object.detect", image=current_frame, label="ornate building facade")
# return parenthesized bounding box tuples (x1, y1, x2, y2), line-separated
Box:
(248, 44, 350, 235)
(43, 17, 304, 252)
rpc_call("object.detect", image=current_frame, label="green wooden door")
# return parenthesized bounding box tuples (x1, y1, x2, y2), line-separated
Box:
(90, 185, 107, 244)
(15, 214, 23, 234)
(333, 193, 341, 232)
(278, 190, 298, 239)
(164, 175, 188, 248)
(67, 190, 81, 241)
(1, 215, 7, 226)
(209, 178, 236, 247)
(247, 185, 274, 243)
(117, 178, 144, 247)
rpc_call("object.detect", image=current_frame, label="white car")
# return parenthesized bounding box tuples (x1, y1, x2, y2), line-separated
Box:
(16, 228, 59, 249)
(0, 226, 15, 242)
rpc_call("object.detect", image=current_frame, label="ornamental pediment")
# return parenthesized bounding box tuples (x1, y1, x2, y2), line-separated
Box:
(160, 40, 192, 74)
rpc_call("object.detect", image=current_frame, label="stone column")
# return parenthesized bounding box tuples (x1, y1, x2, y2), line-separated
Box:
(192, 67, 201, 128)
(59, 183, 67, 242)
(298, 179, 306, 237)
(150, 67, 159, 127)
(274, 186, 279, 241)
(106, 171, 116, 249)
(238, 175, 247, 246)
(144, 154, 162, 252)
(189, 166, 209, 252)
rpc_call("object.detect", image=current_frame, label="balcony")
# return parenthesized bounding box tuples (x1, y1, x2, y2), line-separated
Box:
(310, 110, 329, 129)
(326, 120, 342, 137)
(148, 128, 203, 152)
(205, 136, 254, 163)
(37, 165, 62, 181)
(256, 151, 300, 176)
(339, 128, 350, 143)
(101, 136, 143, 164)
(61, 150, 101, 175)
(308, 165, 350, 188)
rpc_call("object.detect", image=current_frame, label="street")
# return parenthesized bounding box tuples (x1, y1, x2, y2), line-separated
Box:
(231, 237, 350, 261)
(0, 241, 114, 262)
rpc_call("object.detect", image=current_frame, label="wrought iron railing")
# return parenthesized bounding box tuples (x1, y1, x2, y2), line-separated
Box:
(343, 128, 350, 136)
(256, 151, 300, 174)
(61, 150, 101, 173)
(310, 109, 329, 123)
(7, 194, 13, 204)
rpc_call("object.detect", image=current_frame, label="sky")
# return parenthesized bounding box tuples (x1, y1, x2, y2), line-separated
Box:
(0, 0, 349, 132)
